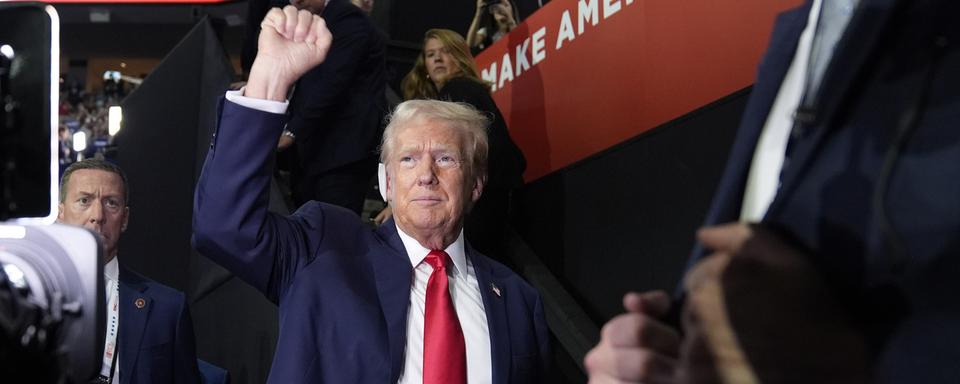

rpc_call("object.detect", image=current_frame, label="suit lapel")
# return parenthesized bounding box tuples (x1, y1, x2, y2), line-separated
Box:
(372, 219, 414, 383)
(685, 3, 813, 268)
(118, 267, 152, 384)
(709, 2, 813, 226)
(767, 0, 902, 217)
(736, 2, 813, 148)
(470, 247, 510, 384)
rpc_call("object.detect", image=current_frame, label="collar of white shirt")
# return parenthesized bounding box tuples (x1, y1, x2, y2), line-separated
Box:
(394, 224, 467, 276)
(104, 256, 119, 282)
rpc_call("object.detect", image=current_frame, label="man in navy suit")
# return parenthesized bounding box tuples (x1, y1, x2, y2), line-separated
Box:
(585, 0, 960, 382)
(58, 159, 200, 384)
(279, 0, 387, 214)
(193, 7, 548, 383)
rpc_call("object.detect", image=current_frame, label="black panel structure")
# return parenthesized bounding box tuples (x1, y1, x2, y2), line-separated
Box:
(114, 18, 277, 384)
(513, 88, 751, 325)
(0, 4, 54, 220)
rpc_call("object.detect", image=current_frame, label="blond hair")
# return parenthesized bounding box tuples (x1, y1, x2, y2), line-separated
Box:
(401, 29, 491, 100)
(380, 99, 489, 178)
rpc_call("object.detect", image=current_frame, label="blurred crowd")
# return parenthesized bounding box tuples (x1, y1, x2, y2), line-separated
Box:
(57, 76, 133, 173)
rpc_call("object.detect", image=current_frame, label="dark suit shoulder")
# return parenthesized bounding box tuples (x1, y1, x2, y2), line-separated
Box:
(477, 253, 514, 278)
(441, 76, 489, 91)
(473, 252, 541, 301)
(438, 77, 501, 129)
(324, 0, 376, 33)
(290, 200, 381, 255)
(325, 0, 364, 17)
(438, 77, 491, 103)
(118, 266, 189, 306)
(291, 200, 369, 233)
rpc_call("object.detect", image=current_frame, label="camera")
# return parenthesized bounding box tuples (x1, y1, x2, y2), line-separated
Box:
(0, 223, 103, 383)
(0, 3, 104, 383)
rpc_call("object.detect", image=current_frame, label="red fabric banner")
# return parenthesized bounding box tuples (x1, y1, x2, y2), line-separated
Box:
(475, 0, 802, 181)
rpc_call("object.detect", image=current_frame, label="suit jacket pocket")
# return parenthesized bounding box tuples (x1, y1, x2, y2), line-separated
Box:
(143, 342, 173, 383)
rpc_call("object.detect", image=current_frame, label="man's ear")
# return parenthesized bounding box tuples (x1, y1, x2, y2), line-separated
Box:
(57, 203, 64, 222)
(471, 172, 486, 204)
(121, 206, 130, 232)
(382, 165, 394, 203)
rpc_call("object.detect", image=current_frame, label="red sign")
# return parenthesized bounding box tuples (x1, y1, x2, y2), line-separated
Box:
(476, 0, 802, 181)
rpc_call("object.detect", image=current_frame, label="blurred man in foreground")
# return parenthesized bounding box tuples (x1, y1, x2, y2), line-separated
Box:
(586, 0, 960, 382)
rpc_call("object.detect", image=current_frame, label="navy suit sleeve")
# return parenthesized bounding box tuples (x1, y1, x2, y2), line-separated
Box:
(285, 11, 374, 136)
(193, 99, 326, 303)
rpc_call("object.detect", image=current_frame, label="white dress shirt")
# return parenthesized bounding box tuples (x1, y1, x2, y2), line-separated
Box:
(740, 0, 859, 221)
(739, 0, 823, 221)
(225, 89, 288, 114)
(104, 256, 119, 300)
(395, 226, 491, 384)
(101, 257, 120, 384)
(225, 89, 493, 383)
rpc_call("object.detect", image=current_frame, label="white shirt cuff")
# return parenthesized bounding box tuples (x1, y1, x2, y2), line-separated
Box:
(225, 88, 289, 115)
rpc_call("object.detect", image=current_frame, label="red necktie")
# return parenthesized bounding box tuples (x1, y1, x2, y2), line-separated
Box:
(422, 249, 467, 384)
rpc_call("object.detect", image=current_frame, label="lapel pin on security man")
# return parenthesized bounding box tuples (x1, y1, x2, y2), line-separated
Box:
(491, 283, 502, 297)
(135, 298, 146, 309)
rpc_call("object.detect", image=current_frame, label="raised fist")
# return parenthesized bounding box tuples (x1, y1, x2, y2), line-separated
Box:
(247, 6, 332, 101)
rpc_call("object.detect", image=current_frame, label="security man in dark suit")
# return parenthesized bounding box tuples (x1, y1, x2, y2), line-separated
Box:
(58, 159, 200, 384)
(281, 0, 387, 214)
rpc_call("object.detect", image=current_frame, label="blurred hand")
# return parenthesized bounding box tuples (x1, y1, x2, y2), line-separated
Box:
(584, 290, 680, 384)
(277, 134, 295, 151)
(474, 29, 488, 44)
(676, 223, 867, 384)
(372, 206, 392, 225)
(246, 6, 332, 101)
(677, 236, 750, 384)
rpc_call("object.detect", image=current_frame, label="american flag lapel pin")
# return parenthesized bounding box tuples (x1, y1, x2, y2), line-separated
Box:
(491, 283, 501, 297)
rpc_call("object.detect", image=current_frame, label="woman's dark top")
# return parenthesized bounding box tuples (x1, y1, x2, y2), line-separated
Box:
(437, 76, 526, 258)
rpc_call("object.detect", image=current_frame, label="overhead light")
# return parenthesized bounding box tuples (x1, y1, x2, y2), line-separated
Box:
(0, 44, 13, 60)
(103, 70, 120, 81)
(225, 14, 243, 27)
(89, 9, 110, 23)
(72, 130, 87, 152)
(108, 106, 122, 136)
